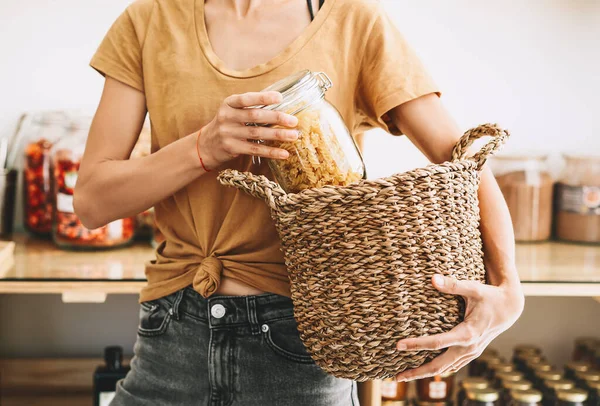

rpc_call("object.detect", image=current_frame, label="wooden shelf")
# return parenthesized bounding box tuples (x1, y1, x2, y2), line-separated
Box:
(0, 235, 598, 298)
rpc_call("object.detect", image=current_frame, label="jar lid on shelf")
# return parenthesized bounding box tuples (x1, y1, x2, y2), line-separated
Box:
(537, 370, 563, 381)
(514, 344, 542, 355)
(498, 371, 525, 382)
(466, 388, 500, 402)
(503, 380, 533, 391)
(490, 362, 514, 373)
(462, 378, 489, 390)
(576, 370, 600, 381)
(511, 389, 543, 403)
(545, 379, 575, 391)
(566, 362, 590, 373)
(532, 362, 554, 372)
(556, 389, 588, 403)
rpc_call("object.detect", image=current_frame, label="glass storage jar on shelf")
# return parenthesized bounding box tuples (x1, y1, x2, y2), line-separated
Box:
(51, 118, 135, 250)
(23, 111, 69, 236)
(254, 70, 365, 193)
(490, 155, 553, 242)
(555, 155, 600, 244)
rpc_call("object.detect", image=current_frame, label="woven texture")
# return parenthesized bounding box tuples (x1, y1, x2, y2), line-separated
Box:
(218, 124, 509, 381)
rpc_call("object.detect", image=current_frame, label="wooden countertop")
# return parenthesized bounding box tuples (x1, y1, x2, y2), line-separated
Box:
(0, 235, 598, 298)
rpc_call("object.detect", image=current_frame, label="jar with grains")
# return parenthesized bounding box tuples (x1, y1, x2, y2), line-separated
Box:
(51, 118, 135, 250)
(509, 389, 543, 406)
(23, 111, 69, 236)
(254, 70, 365, 193)
(381, 378, 407, 404)
(491, 155, 553, 242)
(555, 155, 600, 244)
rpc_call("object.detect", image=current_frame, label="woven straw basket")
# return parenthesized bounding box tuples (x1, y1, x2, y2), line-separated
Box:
(218, 124, 509, 381)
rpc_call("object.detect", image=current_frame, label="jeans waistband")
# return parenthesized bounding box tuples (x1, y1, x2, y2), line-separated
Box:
(165, 286, 296, 331)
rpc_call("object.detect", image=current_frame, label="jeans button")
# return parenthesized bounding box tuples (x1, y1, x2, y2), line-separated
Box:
(211, 304, 226, 319)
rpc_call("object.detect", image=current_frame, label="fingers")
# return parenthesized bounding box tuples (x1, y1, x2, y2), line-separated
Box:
(225, 91, 282, 109)
(228, 139, 290, 160)
(432, 274, 485, 300)
(232, 126, 300, 142)
(396, 323, 477, 351)
(396, 348, 459, 381)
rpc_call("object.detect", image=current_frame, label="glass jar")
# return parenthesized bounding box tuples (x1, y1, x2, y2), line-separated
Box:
(487, 362, 516, 382)
(23, 111, 69, 236)
(256, 70, 365, 193)
(524, 355, 548, 378)
(556, 389, 588, 406)
(509, 389, 543, 406)
(416, 373, 455, 403)
(491, 155, 553, 242)
(555, 155, 600, 244)
(51, 119, 135, 250)
(458, 378, 490, 406)
(466, 388, 501, 406)
(514, 348, 543, 372)
(471, 348, 500, 377)
(497, 372, 526, 389)
(503, 380, 534, 404)
(544, 380, 576, 406)
(587, 381, 600, 406)
(381, 378, 407, 403)
(565, 362, 590, 382)
(573, 338, 598, 363)
(577, 372, 600, 391)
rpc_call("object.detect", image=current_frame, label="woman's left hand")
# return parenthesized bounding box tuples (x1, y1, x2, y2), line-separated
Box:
(395, 272, 524, 381)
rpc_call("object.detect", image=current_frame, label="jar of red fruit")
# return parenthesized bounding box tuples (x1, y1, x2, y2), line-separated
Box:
(23, 111, 69, 236)
(51, 118, 135, 250)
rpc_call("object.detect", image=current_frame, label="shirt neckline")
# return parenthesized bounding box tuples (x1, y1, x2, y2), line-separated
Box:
(194, 0, 337, 79)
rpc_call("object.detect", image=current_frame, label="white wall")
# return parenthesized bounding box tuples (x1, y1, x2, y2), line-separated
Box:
(0, 0, 598, 360)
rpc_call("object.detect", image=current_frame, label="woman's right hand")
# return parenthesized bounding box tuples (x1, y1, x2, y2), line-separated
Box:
(198, 91, 300, 170)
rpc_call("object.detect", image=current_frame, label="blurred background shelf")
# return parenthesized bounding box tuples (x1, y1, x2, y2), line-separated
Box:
(0, 235, 598, 297)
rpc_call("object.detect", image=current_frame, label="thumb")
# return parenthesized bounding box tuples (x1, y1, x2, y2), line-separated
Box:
(432, 274, 484, 300)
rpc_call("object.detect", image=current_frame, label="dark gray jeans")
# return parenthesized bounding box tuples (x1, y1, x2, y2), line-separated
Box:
(110, 287, 359, 406)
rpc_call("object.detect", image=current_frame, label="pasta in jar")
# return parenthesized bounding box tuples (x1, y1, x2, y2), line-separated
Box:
(256, 70, 365, 194)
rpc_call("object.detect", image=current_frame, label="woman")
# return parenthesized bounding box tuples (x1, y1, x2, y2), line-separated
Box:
(76, 0, 524, 404)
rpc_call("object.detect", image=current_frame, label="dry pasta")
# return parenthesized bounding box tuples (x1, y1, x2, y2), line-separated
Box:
(268, 106, 363, 193)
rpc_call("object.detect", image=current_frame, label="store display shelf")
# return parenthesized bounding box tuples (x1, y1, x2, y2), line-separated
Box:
(0, 235, 598, 298)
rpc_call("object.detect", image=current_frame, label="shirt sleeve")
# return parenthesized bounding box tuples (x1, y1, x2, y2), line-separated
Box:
(90, 1, 153, 92)
(356, 4, 441, 135)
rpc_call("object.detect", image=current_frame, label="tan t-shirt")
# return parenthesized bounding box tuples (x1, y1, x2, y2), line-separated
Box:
(90, 0, 440, 302)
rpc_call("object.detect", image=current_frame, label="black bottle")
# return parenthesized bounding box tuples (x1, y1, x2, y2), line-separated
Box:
(93, 346, 130, 406)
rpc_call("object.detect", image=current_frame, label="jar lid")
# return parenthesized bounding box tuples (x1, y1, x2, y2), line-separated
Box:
(566, 362, 590, 373)
(587, 380, 600, 392)
(480, 354, 504, 365)
(498, 371, 525, 382)
(532, 362, 554, 372)
(576, 370, 600, 381)
(511, 389, 543, 403)
(537, 370, 563, 381)
(490, 362, 514, 373)
(545, 379, 575, 391)
(462, 378, 489, 390)
(523, 355, 545, 364)
(556, 389, 588, 403)
(514, 344, 542, 354)
(467, 388, 500, 402)
(258, 70, 332, 116)
(503, 380, 533, 391)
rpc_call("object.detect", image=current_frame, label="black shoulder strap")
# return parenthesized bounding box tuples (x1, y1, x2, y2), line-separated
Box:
(307, 0, 315, 21)
(319, 0, 325, 8)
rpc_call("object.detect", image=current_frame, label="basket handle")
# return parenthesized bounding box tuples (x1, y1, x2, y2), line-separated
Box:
(217, 169, 286, 209)
(451, 124, 510, 170)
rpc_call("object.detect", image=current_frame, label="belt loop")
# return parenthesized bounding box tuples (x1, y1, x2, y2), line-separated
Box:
(171, 289, 185, 321)
(246, 296, 260, 335)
